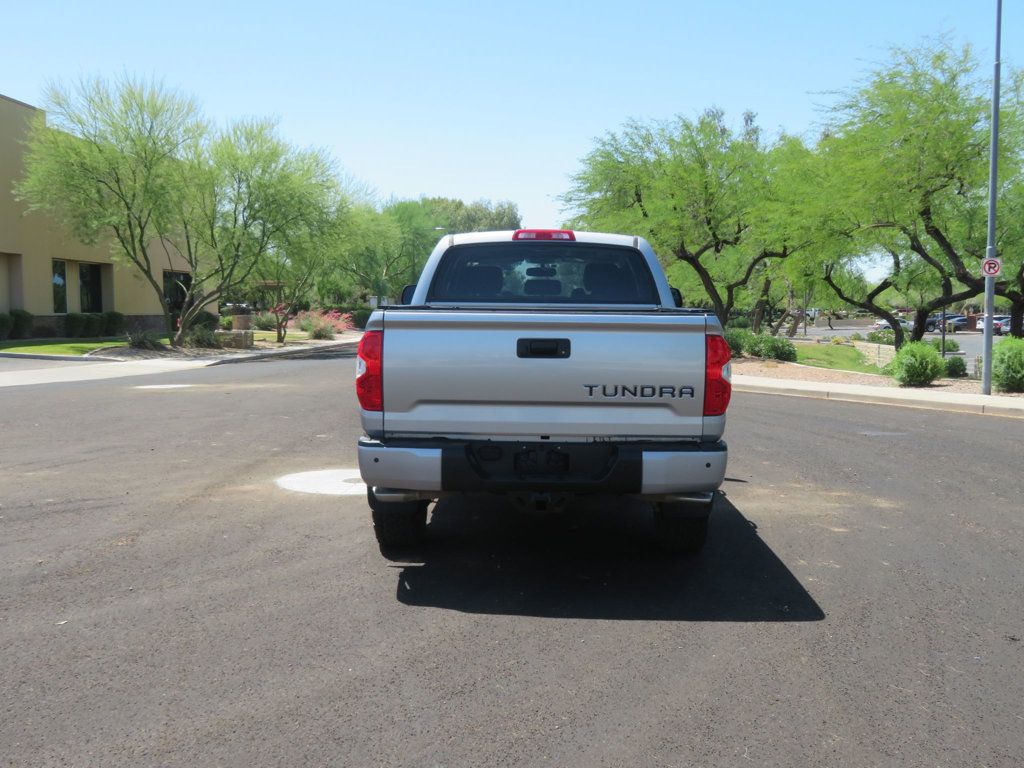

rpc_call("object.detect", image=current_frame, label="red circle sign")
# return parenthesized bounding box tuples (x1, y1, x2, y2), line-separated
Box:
(982, 258, 1002, 277)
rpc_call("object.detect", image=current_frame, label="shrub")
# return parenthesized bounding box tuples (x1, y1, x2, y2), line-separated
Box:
(993, 337, 1024, 392)
(0, 312, 12, 340)
(747, 334, 797, 362)
(253, 312, 276, 331)
(350, 308, 372, 329)
(189, 311, 219, 330)
(102, 311, 126, 336)
(927, 337, 959, 354)
(830, 335, 846, 345)
(724, 329, 753, 356)
(309, 324, 335, 340)
(82, 313, 104, 337)
(64, 313, 87, 338)
(944, 356, 967, 378)
(127, 330, 165, 350)
(219, 314, 234, 330)
(729, 316, 752, 329)
(183, 326, 219, 348)
(866, 329, 895, 345)
(850, 332, 864, 341)
(890, 341, 944, 387)
(10, 309, 33, 339)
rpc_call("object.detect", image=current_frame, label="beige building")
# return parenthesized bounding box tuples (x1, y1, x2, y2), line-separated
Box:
(1, 93, 192, 334)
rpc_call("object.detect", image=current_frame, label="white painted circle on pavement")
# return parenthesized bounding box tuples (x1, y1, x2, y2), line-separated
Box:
(275, 468, 366, 496)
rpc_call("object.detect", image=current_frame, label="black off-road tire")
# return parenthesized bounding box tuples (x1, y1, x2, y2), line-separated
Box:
(653, 503, 710, 554)
(368, 489, 428, 551)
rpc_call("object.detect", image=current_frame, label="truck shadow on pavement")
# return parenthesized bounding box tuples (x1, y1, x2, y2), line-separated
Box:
(391, 494, 824, 622)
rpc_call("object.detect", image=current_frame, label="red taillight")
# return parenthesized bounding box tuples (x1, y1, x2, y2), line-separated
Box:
(356, 331, 383, 411)
(512, 229, 575, 241)
(704, 335, 732, 416)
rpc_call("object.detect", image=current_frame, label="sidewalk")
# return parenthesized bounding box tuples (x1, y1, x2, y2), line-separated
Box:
(733, 374, 1024, 418)
(0, 339, 359, 388)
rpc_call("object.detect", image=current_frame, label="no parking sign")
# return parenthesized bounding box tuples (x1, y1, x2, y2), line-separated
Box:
(982, 257, 1002, 277)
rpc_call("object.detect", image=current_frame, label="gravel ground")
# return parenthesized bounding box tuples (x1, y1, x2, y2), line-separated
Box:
(733, 357, 1024, 397)
(88, 332, 362, 360)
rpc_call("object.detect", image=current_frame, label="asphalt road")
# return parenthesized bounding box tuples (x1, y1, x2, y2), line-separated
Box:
(2, 351, 1022, 767)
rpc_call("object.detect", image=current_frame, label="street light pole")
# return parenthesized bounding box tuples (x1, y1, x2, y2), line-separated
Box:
(982, 0, 1003, 395)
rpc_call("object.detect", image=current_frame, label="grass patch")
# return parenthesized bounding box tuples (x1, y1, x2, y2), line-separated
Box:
(251, 330, 309, 343)
(796, 343, 881, 374)
(0, 337, 131, 356)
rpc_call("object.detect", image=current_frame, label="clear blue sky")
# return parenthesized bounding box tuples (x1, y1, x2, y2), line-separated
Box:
(3, 0, 1018, 227)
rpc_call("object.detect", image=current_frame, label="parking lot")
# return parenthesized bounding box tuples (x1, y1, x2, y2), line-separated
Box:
(2, 349, 1022, 767)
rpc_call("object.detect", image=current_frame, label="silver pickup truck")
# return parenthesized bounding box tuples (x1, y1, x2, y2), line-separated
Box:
(356, 229, 731, 553)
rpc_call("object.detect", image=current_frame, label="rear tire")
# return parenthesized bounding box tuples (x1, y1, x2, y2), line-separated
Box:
(368, 489, 428, 551)
(653, 502, 710, 554)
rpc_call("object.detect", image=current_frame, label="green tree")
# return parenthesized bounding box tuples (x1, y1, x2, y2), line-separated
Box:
(562, 110, 806, 325)
(421, 197, 521, 232)
(17, 76, 204, 340)
(809, 41, 1024, 341)
(162, 120, 339, 345)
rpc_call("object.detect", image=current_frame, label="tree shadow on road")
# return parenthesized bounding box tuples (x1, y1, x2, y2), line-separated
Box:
(390, 494, 824, 622)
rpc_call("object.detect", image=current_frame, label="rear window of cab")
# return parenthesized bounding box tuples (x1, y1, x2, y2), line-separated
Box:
(427, 243, 659, 304)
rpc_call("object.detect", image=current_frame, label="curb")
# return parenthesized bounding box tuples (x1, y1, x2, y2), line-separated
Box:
(733, 379, 1024, 419)
(207, 338, 360, 365)
(0, 351, 124, 362)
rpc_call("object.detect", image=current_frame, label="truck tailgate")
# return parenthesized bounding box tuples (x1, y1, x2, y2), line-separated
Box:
(380, 310, 708, 440)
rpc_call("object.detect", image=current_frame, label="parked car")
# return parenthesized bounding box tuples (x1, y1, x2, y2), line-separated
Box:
(872, 318, 911, 331)
(356, 228, 730, 554)
(924, 314, 967, 332)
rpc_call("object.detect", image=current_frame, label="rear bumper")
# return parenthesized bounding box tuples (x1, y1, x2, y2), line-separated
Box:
(357, 437, 727, 496)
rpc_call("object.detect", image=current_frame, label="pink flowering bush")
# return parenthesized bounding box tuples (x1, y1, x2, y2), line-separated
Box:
(289, 310, 354, 335)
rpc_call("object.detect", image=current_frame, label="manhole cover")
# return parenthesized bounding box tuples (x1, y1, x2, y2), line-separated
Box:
(275, 469, 366, 496)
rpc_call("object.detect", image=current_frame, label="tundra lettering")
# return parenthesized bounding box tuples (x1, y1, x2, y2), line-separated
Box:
(583, 384, 695, 399)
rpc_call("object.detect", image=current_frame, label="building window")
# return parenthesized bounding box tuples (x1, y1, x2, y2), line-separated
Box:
(163, 270, 192, 313)
(52, 260, 67, 313)
(79, 263, 103, 313)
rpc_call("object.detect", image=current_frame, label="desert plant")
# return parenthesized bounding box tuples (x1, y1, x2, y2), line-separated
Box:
(63, 313, 87, 338)
(993, 337, 1024, 392)
(866, 329, 896, 345)
(0, 312, 12, 340)
(944, 356, 968, 378)
(850, 332, 864, 341)
(183, 326, 218, 347)
(890, 342, 944, 387)
(747, 334, 797, 362)
(309, 324, 336, 340)
(219, 315, 233, 330)
(9, 309, 33, 339)
(729, 316, 752, 329)
(830, 335, 846, 345)
(253, 312, 277, 331)
(724, 329, 753, 356)
(102, 311, 126, 336)
(127, 330, 165, 350)
(928, 338, 960, 354)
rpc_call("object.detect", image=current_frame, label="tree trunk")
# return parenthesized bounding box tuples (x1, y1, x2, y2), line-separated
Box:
(751, 277, 771, 334)
(1010, 299, 1024, 338)
(787, 315, 800, 337)
(910, 307, 929, 342)
(770, 310, 790, 336)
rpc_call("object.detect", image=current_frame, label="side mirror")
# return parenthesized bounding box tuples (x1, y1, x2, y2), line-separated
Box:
(670, 287, 683, 308)
(400, 284, 417, 305)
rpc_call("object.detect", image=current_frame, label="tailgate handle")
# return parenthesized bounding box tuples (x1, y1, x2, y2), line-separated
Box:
(517, 338, 571, 358)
